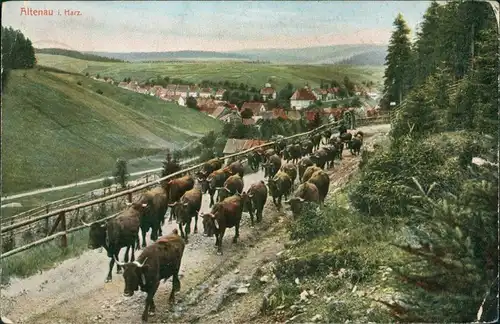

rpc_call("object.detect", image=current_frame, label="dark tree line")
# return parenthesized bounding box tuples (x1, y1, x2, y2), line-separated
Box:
(1, 27, 36, 88)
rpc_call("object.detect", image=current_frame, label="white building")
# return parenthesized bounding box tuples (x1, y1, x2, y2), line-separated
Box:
(290, 87, 317, 110)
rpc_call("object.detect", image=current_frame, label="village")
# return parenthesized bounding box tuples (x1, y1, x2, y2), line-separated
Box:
(91, 75, 381, 126)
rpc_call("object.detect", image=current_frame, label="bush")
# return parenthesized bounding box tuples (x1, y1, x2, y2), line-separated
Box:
(77, 81, 82, 86)
(286, 202, 334, 241)
(102, 178, 113, 187)
(96, 89, 103, 95)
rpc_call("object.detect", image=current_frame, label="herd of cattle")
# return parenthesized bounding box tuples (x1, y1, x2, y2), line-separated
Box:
(80, 124, 364, 322)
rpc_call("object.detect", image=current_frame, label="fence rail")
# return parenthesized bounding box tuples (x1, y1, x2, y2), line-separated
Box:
(0, 117, 387, 259)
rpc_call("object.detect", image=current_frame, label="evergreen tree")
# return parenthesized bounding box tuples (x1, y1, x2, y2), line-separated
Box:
(161, 149, 181, 178)
(113, 159, 129, 189)
(381, 13, 413, 110)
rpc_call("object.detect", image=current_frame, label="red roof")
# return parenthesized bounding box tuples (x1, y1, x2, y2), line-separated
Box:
(260, 87, 276, 95)
(290, 88, 317, 101)
(272, 108, 288, 119)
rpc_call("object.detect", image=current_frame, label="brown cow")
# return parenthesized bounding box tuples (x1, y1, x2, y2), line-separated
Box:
(310, 133, 322, 150)
(280, 163, 298, 184)
(116, 229, 185, 322)
(135, 186, 168, 248)
(163, 175, 195, 223)
(82, 201, 145, 282)
(168, 188, 202, 243)
(301, 165, 322, 183)
(196, 158, 223, 179)
(216, 174, 244, 203)
(228, 160, 245, 178)
(262, 154, 282, 179)
(307, 170, 330, 205)
(298, 157, 314, 181)
(241, 180, 268, 227)
(200, 195, 243, 255)
(201, 167, 233, 207)
(285, 182, 320, 218)
(310, 148, 328, 169)
(268, 171, 292, 209)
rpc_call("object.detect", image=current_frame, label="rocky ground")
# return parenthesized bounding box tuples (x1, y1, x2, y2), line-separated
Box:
(1, 124, 390, 324)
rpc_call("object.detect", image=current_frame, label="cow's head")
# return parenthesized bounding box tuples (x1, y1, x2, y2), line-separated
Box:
(125, 201, 148, 211)
(115, 257, 149, 297)
(284, 197, 306, 217)
(240, 191, 253, 213)
(169, 201, 190, 223)
(216, 186, 231, 203)
(200, 211, 219, 237)
(82, 221, 107, 249)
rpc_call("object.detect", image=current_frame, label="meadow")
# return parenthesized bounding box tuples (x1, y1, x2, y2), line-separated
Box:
(1, 68, 222, 195)
(36, 54, 384, 89)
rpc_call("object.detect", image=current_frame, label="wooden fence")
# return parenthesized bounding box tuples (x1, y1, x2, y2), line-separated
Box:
(0, 117, 388, 259)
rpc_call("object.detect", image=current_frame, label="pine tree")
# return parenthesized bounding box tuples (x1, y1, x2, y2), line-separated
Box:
(381, 13, 413, 110)
(113, 159, 129, 189)
(161, 149, 181, 178)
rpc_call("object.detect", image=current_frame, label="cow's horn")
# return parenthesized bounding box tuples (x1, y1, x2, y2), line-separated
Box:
(81, 220, 91, 227)
(224, 187, 231, 193)
(125, 202, 132, 206)
(168, 202, 177, 207)
(183, 202, 189, 206)
(284, 199, 291, 204)
(133, 257, 148, 268)
(248, 193, 254, 198)
(215, 187, 224, 190)
(114, 256, 126, 267)
(141, 203, 147, 207)
(298, 197, 305, 202)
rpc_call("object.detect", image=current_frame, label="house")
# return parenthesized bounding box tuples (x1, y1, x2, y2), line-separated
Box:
(215, 89, 226, 99)
(211, 106, 231, 119)
(313, 88, 328, 101)
(272, 108, 288, 120)
(175, 85, 190, 98)
(189, 85, 200, 98)
(166, 84, 178, 95)
(260, 86, 277, 101)
(286, 110, 302, 120)
(223, 139, 267, 155)
(241, 102, 266, 117)
(242, 118, 256, 126)
(220, 111, 241, 123)
(290, 87, 317, 110)
(172, 95, 186, 106)
(199, 88, 213, 98)
(326, 87, 339, 100)
(197, 98, 218, 114)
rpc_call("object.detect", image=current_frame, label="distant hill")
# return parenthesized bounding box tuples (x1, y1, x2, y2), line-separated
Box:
(2, 68, 222, 194)
(81, 44, 388, 65)
(83, 50, 251, 62)
(336, 48, 387, 66)
(35, 48, 125, 63)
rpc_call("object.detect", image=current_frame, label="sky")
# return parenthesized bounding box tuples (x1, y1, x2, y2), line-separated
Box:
(2, 1, 431, 52)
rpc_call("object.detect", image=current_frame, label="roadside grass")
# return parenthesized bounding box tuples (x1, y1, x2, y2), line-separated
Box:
(36, 54, 384, 89)
(1, 228, 90, 284)
(2, 68, 221, 194)
(265, 189, 406, 323)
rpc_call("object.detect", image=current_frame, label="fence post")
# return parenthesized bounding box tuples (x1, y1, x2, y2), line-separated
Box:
(127, 192, 133, 203)
(44, 205, 50, 235)
(146, 174, 149, 182)
(59, 211, 67, 248)
(76, 200, 80, 221)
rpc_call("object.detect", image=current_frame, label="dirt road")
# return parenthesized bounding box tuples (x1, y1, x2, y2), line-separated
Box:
(1, 124, 390, 324)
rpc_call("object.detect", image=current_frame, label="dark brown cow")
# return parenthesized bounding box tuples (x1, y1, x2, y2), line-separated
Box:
(348, 138, 363, 155)
(241, 180, 268, 226)
(340, 132, 353, 142)
(322, 145, 338, 169)
(82, 202, 145, 282)
(135, 186, 168, 248)
(307, 170, 330, 205)
(247, 150, 262, 171)
(116, 229, 185, 322)
(228, 160, 245, 178)
(280, 163, 298, 184)
(301, 139, 314, 156)
(321, 129, 333, 145)
(163, 175, 195, 223)
(216, 174, 244, 203)
(285, 182, 320, 218)
(262, 148, 276, 163)
(310, 148, 328, 169)
(268, 171, 292, 208)
(283, 144, 302, 164)
(262, 154, 282, 179)
(310, 133, 322, 150)
(200, 194, 243, 255)
(298, 157, 314, 181)
(168, 188, 202, 243)
(196, 158, 223, 179)
(301, 165, 322, 183)
(203, 167, 233, 207)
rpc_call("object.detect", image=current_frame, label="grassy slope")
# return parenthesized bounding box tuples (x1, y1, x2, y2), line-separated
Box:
(36, 54, 384, 89)
(2, 69, 222, 194)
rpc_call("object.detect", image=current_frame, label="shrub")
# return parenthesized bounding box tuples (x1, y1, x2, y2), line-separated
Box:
(96, 89, 103, 95)
(77, 81, 82, 86)
(102, 178, 113, 187)
(286, 202, 334, 241)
